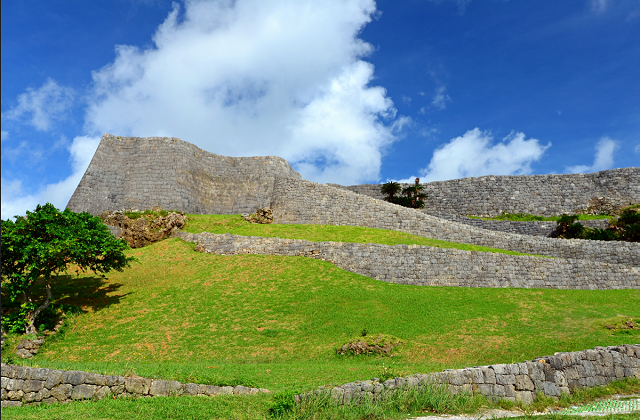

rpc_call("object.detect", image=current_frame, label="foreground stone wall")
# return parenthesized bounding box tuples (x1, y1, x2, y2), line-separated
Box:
(67, 134, 301, 216)
(271, 178, 640, 266)
(299, 344, 640, 405)
(330, 167, 639, 216)
(175, 232, 640, 290)
(0, 364, 268, 407)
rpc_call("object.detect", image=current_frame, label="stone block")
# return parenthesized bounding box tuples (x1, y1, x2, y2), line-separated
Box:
(478, 384, 493, 396)
(220, 386, 233, 395)
(542, 381, 560, 397)
(496, 374, 515, 385)
(28, 368, 50, 381)
(2, 400, 22, 407)
(85, 373, 107, 386)
(44, 370, 63, 389)
(7, 390, 24, 400)
(515, 391, 534, 404)
(5, 378, 24, 391)
(482, 367, 496, 384)
(1, 364, 17, 379)
(515, 375, 534, 391)
(62, 370, 87, 386)
(23, 380, 44, 393)
(105, 375, 125, 387)
(125, 377, 149, 395)
(554, 371, 567, 387)
(95, 386, 111, 399)
(183, 383, 198, 396)
(150, 380, 170, 397)
(23, 392, 37, 403)
(110, 385, 125, 395)
(234, 385, 249, 395)
(71, 384, 97, 400)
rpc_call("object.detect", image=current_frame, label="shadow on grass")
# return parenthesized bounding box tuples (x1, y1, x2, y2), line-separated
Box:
(1, 274, 130, 314)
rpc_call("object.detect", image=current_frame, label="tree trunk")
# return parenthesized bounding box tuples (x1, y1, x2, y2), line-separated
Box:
(24, 281, 52, 335)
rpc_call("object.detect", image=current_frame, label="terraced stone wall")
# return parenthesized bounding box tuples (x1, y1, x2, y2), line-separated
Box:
(67, 134, 301, 216)
(271, 178, 640, 266)
(0, 364, 268, 407)
(330, 167, 639, 216)
(176, 232, 640, 290)
(426, 212, 609, 237)
(298, 344, 640, 405)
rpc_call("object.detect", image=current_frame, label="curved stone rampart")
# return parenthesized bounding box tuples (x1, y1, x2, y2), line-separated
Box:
(330, 167, 639, 216)
(67, 134, 301, 215)
(425, 212, 609, 237)
(0, 363, 268, 407)
(271, 178, 640, 266)
(298, 344, 640, 405)
(175, 232, 640, 290)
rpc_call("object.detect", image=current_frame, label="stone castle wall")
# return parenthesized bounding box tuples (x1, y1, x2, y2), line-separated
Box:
(67, 134, 301, 216)
(270, 178, 640, 266)
(0, 363, 268, 407)
(175, 232, 639, 290)
(425, 212, 609, 237)
(299, 345, 640, 405)
(329, 167, 639, 216)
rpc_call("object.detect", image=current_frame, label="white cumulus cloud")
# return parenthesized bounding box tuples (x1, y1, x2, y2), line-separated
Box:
(84, 0, 402, 185)
(1, 136, 100, 219)
(565, 137, 619, 173)
(2, 78, 74, 131)
(418, 128, 551, 182)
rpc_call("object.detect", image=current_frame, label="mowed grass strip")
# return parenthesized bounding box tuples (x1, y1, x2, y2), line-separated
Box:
(182, 214, 541, 256)
(10, 238, 639, 394)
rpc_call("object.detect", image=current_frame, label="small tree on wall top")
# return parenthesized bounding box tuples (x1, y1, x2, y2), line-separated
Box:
(1, 203, 135, 334)
(381, 178, 428, 209)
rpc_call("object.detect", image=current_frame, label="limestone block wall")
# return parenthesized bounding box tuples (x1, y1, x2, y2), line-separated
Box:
(299, 345, 640, 405)
(175, 232, 640, 290)
(67, 134, 301, 216)
(271, 178, 640, 266)
(330, 167, 639, 216)
(425, 212, 609, 237)
(0, 364, 268, 407)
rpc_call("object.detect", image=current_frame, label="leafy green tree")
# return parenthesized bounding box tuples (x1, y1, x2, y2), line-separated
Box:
(381, 179, 428, 209)
(1, 203, 135, 335)
(380, 181, 402, 202)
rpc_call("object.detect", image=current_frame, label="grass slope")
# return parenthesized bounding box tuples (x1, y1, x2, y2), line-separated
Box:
(5, 238, 638, 394)
(182, 214, 541, 256)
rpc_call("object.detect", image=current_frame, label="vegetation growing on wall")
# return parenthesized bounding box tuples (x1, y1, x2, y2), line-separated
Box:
(555, 207, 639, 242)
(381, 178, 428, 209)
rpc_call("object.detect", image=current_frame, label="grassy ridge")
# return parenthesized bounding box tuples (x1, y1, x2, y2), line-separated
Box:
(182, 214, 542, 256)
(6, 238, 638, 393)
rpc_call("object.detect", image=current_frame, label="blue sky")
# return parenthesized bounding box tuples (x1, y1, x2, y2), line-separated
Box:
(2, 0, 639, 218)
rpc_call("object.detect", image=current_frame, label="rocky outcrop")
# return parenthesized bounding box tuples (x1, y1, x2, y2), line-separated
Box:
(102, 210, 187, 248)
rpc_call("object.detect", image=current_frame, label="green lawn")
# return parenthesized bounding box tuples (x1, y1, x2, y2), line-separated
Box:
(2, 223, 639, 419)
(182, 214, 542, 256)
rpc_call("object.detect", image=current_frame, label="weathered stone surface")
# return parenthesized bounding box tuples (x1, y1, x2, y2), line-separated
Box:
(234, 385, 249, 395)
(22, 379, 44, 393)
(515, 375, 534, 391)
(85, 373, 107, 386)
(125, 378, 150, 395)
(62, 371, 87, 386)
(2, 400, 22, 407)
(50, 384, 73, 401)
(71, 384, 97, 400)
(150, 380, 170, 397)
(183, 383, 198, 396)
(45, 370, 64, 389)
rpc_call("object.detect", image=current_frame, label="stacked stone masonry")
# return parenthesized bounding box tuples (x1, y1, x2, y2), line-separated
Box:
(67, 134, 301, 216)
(298, 345, 640, 405)
(271, 178, 640, 266)
(0, 364, 268, 407)
(424, 212, 609, 237)
(175, 232, 640, 290)
(328, 167, 639, 217)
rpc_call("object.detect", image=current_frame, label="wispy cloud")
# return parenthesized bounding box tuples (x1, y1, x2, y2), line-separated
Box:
(418, 128, 551, 182)
(2, 78, 74, 131)
(431, 85, 451, 110)
(0, 130, 8, 143)
(83, 0, 403, 185)
(565, 137, 619, 173)
(589, 0, 611, 13)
